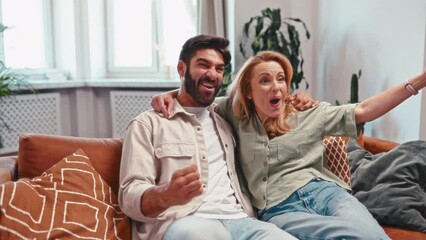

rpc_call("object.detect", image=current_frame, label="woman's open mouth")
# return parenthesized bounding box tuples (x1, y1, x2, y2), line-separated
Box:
(269, 97, 281, 107)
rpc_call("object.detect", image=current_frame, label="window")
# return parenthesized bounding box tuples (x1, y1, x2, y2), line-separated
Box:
(108, 0, 155, 70)
(0, 0, 53, 74)
(106, 0, 198, 78)
(0, 0, 198, 81)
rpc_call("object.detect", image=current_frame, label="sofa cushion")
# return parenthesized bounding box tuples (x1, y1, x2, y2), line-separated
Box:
(0, 149, 130, 239)
(324, 136, 351, 186)
(348, 138, 426, 233)
(17, 134, 122, 194)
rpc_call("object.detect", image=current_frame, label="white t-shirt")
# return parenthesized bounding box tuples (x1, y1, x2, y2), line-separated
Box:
(184, 106, 247, 219)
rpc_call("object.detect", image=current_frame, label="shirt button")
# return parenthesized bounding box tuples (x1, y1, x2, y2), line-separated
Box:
(202, 184, 207, 188)
(263, 177, 268, 182)
(263, 161, 268, 167)
(196, 127, 201, 131)
(202, 156, 206, 160)
(264, 142, 268, 147)
(263, 196, 266, 200)
(225, 144, 228, 148)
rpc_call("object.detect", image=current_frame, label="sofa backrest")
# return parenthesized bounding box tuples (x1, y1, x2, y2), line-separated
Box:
(18, 133, 123, 194)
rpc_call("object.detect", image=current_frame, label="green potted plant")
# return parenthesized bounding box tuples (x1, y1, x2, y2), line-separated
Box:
(216, 64, 232, 97)
(0, 24, 34, 148)
(239, 8, 311, 91)
(336, 69, 362, 105)
(335, 69, 364, 133)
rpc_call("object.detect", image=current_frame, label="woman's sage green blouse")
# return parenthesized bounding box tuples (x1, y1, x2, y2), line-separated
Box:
(215, 99, 359, 211)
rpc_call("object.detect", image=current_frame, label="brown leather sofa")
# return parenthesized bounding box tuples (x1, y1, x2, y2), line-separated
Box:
(0, 133, 425, 240)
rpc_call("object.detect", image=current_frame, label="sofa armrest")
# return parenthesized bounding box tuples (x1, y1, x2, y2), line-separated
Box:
(0, 156, 18, 183)
(362, 136, 399, 154)
(0, 168, 12, 183)
(383, 226, 426, 240)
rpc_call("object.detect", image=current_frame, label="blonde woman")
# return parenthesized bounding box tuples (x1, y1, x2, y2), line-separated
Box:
(153, 50, 426, 239)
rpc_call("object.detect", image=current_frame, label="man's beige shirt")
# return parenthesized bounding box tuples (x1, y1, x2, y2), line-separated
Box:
(118, 100, 254, 240)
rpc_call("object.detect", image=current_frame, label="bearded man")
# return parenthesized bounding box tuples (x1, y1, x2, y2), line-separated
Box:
(118, 35, 301, 240)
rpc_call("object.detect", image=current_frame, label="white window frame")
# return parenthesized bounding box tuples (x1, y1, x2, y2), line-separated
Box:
(0, 0, 198, 82)
(0, 0, 66, 81)
(105, 0, 161, 78)
(104, 0, 197, 80)
(41, 0, 54, 69)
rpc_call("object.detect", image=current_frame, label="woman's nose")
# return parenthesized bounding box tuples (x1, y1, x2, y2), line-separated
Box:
(271, 80, 280, 91)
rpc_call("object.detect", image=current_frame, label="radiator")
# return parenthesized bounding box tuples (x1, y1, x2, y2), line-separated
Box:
(110, 91, 161, 138)
(0, 93, 61, 154)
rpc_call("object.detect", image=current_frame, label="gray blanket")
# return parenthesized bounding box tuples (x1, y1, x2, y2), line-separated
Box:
(347, 138, 426, 232)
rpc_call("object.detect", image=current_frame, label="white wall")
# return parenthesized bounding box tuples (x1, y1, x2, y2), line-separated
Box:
(315, 0, 425, 142)
(233, 0, 426, 142)
(420, 24, 426, 139)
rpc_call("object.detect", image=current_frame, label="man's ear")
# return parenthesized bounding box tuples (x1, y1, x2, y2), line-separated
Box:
(177, 60, 186, 78)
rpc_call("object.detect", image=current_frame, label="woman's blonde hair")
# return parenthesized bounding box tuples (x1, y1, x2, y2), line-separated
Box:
(228, 51, 296, 138)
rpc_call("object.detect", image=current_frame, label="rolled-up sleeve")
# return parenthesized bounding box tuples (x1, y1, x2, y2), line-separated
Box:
(322, 103, 359, 137)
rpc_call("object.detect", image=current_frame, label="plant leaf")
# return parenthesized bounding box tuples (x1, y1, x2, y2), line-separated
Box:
(270, 9, 281, 30)
(239, 43, 247, 58)
(350, 72, 360, 103)
(243, 17, 255, 37)
(0, 24, 8, 33)
(286, 17, 311, 39)
(251, 38, 260, 54)
(255, 17, 264, 36)
(262, 8, 273, 18)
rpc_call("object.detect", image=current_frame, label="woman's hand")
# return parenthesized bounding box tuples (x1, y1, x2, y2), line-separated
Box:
(287, 92, 319, 111)
(151, 90, 179, 118)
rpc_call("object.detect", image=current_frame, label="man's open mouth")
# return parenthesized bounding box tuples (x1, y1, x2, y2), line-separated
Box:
(202, 82, 215, 89)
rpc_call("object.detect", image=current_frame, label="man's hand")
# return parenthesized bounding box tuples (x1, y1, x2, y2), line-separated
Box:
(151, 90, 178, 118)
(287, 92, 319, 111)
(162, 164, 203, 206)
(141, 164, 203, 217)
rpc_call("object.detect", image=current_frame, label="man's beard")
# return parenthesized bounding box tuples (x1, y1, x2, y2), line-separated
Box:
(184, 69, 220, 106)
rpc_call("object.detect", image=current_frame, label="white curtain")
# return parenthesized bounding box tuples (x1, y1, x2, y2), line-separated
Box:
(198, 0, 227, 37)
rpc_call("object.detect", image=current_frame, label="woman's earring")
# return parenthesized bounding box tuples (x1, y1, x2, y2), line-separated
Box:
(180, 76, 185, 81)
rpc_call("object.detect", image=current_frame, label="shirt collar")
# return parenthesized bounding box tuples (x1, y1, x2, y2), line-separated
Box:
(169, 99, 216, 118)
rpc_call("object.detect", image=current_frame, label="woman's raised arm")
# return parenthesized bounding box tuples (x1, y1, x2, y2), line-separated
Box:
(355, 70, 426, 124)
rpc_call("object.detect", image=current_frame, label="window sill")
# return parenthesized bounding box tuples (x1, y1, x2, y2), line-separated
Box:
(27, 78, 181, 90)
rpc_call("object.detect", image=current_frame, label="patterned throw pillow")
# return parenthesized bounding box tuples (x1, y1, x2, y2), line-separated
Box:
(0, 149, 130, 239)
(323, 136, 351, 186)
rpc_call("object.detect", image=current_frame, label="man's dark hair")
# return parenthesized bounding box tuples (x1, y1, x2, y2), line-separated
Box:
(179, 34, 231, 66)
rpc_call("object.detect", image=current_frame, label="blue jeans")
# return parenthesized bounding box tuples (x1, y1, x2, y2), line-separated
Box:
(163, 215, 297, 240)
(259, 179, 390, 240)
